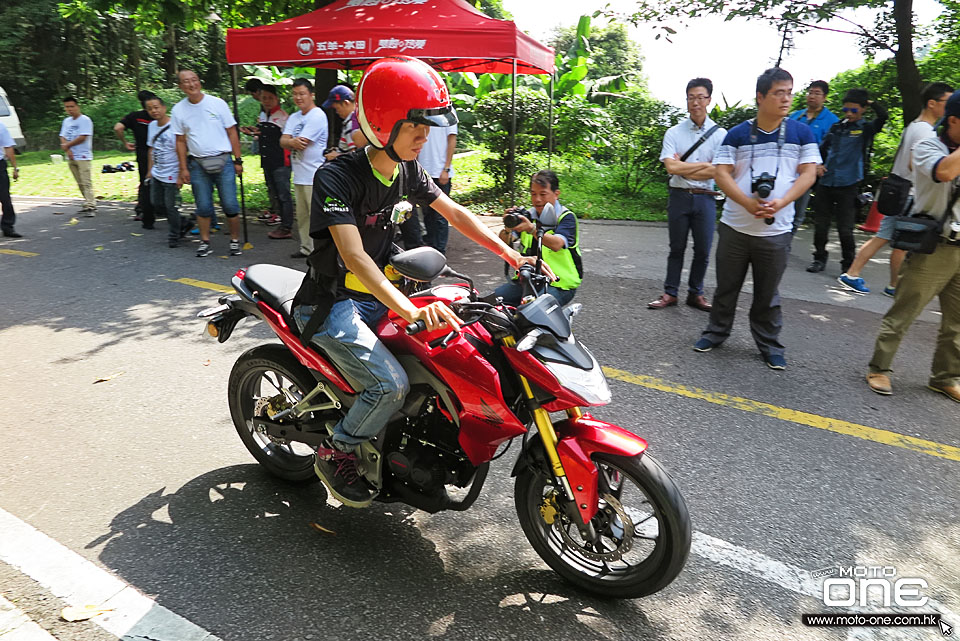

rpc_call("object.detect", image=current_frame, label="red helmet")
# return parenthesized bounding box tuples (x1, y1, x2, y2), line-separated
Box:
(356, 56, 458, 154)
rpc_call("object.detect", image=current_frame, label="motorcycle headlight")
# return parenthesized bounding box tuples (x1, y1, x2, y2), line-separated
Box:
(542, 348, 611, 406)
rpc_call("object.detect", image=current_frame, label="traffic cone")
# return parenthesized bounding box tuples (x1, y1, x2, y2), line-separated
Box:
(858, 200, 883, 233)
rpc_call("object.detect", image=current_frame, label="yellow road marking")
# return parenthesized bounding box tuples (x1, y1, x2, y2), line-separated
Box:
(0, 249, 39, 257)
(603, 367, 960, 463)
(166, 277, 233, 294)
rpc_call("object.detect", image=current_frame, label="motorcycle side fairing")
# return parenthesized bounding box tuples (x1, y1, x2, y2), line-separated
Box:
(378, 287, 527, 464)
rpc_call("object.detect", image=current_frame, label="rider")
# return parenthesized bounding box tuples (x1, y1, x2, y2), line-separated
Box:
(495, 170, 582, 306)
(292, 56, 550, 507)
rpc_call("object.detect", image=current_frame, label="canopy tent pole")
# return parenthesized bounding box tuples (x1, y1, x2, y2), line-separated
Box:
(548, 70, 554, 169)
(509, 58, 517, 203)
(229, 65, 248, 245)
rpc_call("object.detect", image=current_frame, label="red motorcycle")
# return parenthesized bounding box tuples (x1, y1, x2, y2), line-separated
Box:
(198, 232, 691, 598)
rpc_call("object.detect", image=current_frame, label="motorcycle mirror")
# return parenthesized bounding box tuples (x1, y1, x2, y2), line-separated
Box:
(538, 202, 558, 230)
(390, 246, 447, 282)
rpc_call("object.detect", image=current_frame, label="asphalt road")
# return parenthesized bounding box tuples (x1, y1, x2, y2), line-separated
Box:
(0, 196, 957, 641)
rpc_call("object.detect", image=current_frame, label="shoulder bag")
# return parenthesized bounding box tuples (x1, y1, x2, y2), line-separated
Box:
(890, 183, 960, 254)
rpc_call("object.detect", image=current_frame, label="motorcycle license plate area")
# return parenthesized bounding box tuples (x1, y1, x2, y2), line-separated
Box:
(197, 303, 231, 319)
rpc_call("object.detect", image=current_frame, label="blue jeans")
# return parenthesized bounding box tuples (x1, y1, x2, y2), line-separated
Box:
(293, 298, 409, 451)
(665, 189, 715, 297)
(493, 280, 576, 307)
(150, 179, 181, 242)
(422, 180, 452, 253)
(187, 157, 239, 219)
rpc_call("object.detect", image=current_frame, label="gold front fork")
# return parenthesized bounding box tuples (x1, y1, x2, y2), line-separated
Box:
(505, 337, 578, 502)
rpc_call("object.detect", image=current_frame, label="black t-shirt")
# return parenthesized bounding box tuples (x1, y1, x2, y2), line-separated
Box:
(309, 148, 442, 301)
(120, 110, 154, 156)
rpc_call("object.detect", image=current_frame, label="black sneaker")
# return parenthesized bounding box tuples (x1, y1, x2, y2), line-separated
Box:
(314, 440, 375, 507)
(806, 260, 825, 273)
(196, 241, 213, 257)
(229, 240, 242, 256)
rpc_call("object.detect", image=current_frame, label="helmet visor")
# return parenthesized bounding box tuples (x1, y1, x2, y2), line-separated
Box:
(407, 105, 458, 128)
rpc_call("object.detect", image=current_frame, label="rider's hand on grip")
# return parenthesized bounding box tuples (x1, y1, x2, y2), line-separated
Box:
(405, 320, 427, 335)
(409, 301, 463, 334)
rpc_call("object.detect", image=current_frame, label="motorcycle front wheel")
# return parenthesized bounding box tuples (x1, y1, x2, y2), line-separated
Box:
(228, 344, 335, 483)
(515, 452, 691, 599)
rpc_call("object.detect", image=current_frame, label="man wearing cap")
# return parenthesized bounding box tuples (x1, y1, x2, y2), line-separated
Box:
(323, 85, 367, 162)
(865, 90, 960, 402)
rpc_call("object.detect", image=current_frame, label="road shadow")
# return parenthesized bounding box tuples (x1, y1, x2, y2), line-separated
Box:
(88, 464, 665, 641)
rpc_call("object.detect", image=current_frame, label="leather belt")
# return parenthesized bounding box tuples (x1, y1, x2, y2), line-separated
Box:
(671, 187, 722, 196)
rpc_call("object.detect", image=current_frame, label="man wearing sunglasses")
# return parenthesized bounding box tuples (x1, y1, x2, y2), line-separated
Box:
(808, 88, 887, 274)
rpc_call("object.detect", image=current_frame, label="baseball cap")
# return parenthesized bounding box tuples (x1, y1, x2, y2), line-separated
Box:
(945, 90, 960, 120)
(322, 85, 355, 109)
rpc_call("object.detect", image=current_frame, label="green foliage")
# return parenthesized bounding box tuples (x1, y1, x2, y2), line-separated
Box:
(474, 88, 551, 192)
(549, 22, 643, 83)
(553, 97, 615, 157)
(605, 91, 682, 195)
(708, 96, 756, 131)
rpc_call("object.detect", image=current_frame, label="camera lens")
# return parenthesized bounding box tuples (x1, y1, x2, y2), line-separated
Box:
(503, 213, 520, 228)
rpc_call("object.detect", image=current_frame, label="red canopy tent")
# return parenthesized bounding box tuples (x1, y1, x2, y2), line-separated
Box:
(223, 0, 555, 239)
(225, 0, 555, 76)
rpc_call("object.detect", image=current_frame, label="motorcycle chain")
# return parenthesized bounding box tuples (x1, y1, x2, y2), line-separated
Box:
(557, 493, 634, 562)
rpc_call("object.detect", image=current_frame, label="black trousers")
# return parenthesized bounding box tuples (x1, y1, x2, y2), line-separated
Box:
(135, 150, 155, 223)
(701, 223, 792, 357)
(812, 184, 858, 270)
(0, 159, 15, 232)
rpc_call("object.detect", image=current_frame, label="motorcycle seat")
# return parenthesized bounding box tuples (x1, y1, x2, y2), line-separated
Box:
(243, 264, 305, 328)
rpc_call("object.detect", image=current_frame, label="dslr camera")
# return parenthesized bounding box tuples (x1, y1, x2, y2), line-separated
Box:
(751, 172, 776, 199)
(502, 205, 527, 229)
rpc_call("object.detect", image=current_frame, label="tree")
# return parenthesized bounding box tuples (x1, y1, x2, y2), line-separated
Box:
(616, 0, 949, 123)
(549, 22, 643, 82)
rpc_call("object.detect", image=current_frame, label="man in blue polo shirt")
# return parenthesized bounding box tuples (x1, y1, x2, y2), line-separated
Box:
(789, 80, 838, 233)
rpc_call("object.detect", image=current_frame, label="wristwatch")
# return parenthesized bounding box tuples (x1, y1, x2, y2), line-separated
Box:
(233, 157, 243, 165)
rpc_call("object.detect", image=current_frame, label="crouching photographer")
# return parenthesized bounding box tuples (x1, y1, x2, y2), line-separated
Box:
(494, 170, 582, 306)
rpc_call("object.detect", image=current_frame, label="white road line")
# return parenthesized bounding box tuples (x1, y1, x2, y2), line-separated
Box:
(0, 508, 220, 641)
(692, 531, 959, 640)
(0, 596, 57, 641)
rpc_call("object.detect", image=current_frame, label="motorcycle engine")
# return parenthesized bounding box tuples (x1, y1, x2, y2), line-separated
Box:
(384, 395, 472, 493)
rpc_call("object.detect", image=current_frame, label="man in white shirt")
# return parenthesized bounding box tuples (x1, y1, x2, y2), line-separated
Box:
(59, 96, 96, 215)
(651, 78, 726, 312)
(838, 82, 954, 296)
(281, 78, 328, 259)
(866, 90, 960, 401)
(411, 116, 457, 253)
(171, 69, 244, 258)
(0, 121, 20, 237)
(694, 68, 820, 370)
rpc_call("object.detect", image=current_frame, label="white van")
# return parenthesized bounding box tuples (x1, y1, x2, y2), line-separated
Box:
(0, 86, 26, 149)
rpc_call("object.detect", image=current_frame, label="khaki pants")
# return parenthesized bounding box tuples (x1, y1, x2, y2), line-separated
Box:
(294, 183, 314, 255)
(68, 159, 96, 210)
(869, 244, 960, 386)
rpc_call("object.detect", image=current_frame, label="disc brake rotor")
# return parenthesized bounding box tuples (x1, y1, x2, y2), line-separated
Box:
(557, 493, 635, 562)
(253, 394, 290, 445)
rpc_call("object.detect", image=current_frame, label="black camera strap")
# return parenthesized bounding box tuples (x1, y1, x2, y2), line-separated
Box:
(679, 124, 721, 162)
(749, 118, 787, 185)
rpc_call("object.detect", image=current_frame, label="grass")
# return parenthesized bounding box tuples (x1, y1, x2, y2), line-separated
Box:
(452, 148, 669, 221)
(11, 147, 670, 222)
(11, 149, 275, 212)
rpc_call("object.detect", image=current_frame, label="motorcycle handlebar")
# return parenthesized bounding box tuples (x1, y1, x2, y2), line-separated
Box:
(405, 320, 427, 335)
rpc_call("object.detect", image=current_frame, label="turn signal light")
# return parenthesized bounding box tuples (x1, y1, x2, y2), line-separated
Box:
(207, 322, 219, 338)
(234, 268, 246, 280)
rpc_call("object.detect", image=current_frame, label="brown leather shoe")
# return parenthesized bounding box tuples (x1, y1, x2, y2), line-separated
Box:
(686, 294, 712, 312)
(927, 382, 960, 403)
(648, 294, 678, 309)
(866, 373, 893, 395)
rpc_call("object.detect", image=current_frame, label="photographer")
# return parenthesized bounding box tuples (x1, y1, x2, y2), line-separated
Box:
(808, 88, 888, 274)
(866, 91, 960, 401)
(494, 170, 581, 306)
(694, 68, 820, 370)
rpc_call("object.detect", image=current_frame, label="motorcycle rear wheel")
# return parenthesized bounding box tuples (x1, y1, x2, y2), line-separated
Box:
(228, 344, 334, 483)
(515, 452, 691, 599)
